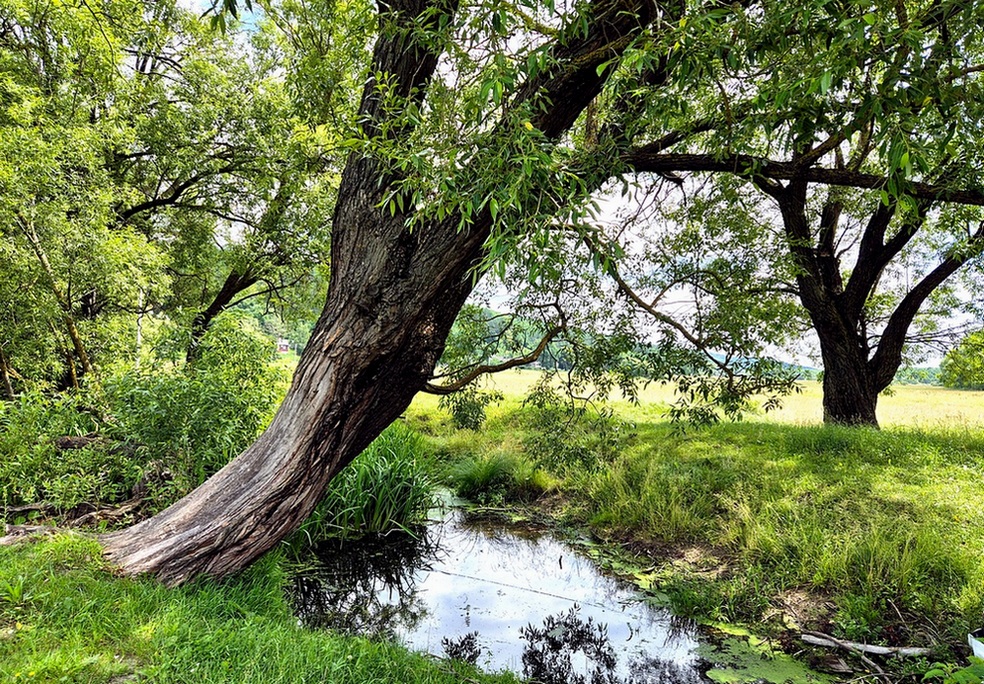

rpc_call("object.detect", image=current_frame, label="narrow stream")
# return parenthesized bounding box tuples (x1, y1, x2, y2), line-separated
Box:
(289, 506, 710, 682)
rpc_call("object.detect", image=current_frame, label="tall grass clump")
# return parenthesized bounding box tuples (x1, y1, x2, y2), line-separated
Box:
(292, 422, 434, 543)
(448, 450, 554, 504)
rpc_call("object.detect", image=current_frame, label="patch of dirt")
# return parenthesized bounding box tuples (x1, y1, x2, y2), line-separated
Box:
(766, 589, 835, 632)
(613, 534, 737, 579)
(670, 545, 730, 578)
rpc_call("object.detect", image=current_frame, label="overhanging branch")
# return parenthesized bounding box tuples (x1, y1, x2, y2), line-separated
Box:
(423, 324, 563, 395)
(622, 152, 984, 206)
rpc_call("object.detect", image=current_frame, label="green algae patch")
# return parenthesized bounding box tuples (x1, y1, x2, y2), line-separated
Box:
(697, 632, 834, 684)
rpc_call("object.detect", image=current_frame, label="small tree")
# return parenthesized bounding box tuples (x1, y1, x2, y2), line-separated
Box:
(941, 331, 984, 390)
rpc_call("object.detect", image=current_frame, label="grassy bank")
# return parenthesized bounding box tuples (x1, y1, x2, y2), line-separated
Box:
(2, 365, 982, 680)
(408, 371, 984, 654)
(0, 534, 515, 684)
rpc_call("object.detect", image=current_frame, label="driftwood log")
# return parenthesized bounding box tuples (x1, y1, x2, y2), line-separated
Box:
(801, 632, 933, 658)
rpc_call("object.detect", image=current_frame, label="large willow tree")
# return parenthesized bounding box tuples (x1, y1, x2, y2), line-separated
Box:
(95, 0, 984, 583)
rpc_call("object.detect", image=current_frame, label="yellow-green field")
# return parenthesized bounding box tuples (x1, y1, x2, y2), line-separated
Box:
(412, 368, 984, 428)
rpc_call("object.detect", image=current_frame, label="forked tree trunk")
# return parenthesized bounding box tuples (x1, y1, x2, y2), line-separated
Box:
(817, 333, 879, 427)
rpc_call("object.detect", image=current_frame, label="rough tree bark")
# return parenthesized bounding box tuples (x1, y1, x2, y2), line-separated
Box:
(101, 0, 659, 585)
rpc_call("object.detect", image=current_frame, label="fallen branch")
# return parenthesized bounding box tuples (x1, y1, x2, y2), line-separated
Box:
(801, 631, 891, 683)
(802, 632, 933, 658)
(68, 497, 146, 527)
(1, 502, 58, 519)
(0, 524, 59, 546)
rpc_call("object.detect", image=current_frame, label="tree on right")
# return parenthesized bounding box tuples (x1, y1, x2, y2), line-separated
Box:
(570, 0, 984, 427)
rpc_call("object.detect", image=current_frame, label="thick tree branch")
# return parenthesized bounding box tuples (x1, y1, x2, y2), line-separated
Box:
(816, 193, 844, 295)
(118, 161, 248, 222)
(0, 345, 15, 399)
(186, 268, 260, 362)
(622, 152, 984, 206)
(870, 221, 984, 391)
(842, 202, 928, 320)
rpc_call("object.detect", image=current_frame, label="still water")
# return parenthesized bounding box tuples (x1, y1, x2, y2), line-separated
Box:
(288, 507, 709, 683)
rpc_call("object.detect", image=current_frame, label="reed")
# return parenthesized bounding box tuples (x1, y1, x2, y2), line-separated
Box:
(293, 422, 434, 543)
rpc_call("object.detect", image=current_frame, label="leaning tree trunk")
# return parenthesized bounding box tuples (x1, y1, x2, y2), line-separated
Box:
(101, 183, 490, 585)
(101, 0, 659, 585)
(101, 0, 482, 584)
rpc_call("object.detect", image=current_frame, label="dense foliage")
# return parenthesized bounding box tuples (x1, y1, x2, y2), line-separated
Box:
(941, 330, 984, 390)
(0, 314, 290, 513)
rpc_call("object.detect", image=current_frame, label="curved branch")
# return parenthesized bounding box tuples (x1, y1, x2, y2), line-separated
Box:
(598, 251, 733, 377)
(422, 324, 563, 395)
(870, 220, 984, 391)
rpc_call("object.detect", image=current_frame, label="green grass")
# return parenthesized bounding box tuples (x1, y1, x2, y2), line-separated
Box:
(288, 422, 435, 544)
(3, 366, 982, 677)
(407, 372, 984, 651)
(581, 422, 983, 638)
(0, 534, 516, 684)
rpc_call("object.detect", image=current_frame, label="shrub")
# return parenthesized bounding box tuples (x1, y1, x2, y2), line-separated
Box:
(439, 386, 503, 430)
(104, 313, 290, 497)
(0, 390, 138, 511)
(0, 313, 290, 513)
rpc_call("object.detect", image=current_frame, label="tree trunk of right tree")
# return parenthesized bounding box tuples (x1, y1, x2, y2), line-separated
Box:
(816, 330, 879, 426)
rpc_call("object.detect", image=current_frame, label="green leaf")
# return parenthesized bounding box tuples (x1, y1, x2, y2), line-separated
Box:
(819, 71, 833, 94)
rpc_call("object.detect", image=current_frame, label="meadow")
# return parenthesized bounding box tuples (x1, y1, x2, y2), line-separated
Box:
(2, 368, 983, 682)
(408, 370, 984, 661)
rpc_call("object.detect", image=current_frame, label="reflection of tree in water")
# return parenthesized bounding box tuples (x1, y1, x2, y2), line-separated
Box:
(520, 607, 708, 684)
(288, 528, 436, 640)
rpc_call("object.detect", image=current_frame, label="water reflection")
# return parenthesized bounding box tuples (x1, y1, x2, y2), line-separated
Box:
(288, 509, 708, 682)
(519, 606, 709, 684)
(290, 529, 436, 639)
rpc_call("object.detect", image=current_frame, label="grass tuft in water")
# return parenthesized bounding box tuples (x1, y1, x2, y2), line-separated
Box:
(448, 451, 555, 505)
